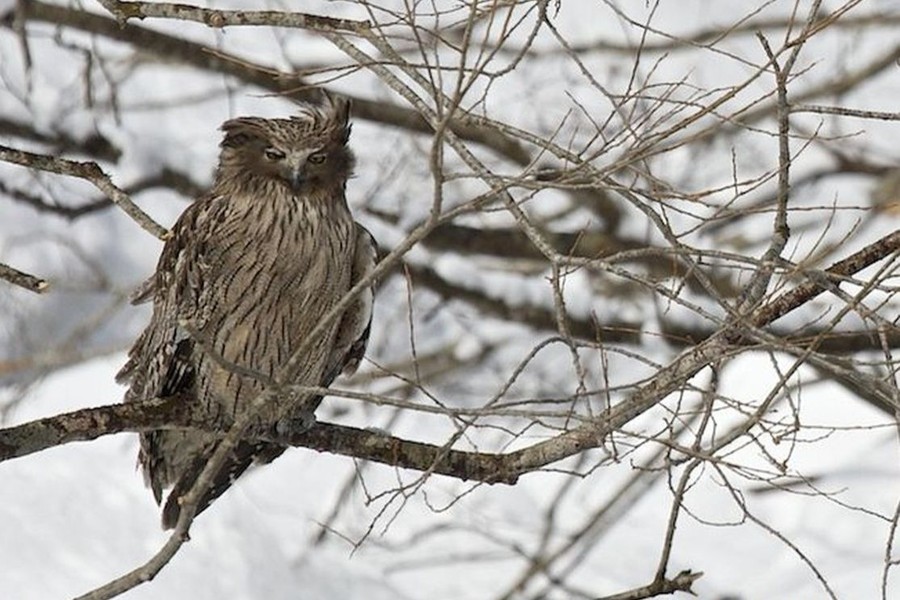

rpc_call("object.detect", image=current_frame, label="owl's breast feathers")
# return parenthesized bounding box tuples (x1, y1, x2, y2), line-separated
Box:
(117, 186, 375, 512)
(158, 185, 362, 395)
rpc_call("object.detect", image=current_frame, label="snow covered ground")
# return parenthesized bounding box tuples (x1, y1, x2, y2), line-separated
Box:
(1, 353, 898, 599)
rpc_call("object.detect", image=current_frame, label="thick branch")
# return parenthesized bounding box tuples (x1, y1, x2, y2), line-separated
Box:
(403, 259, 642, 345)
(96, 0, 371, 33)
(421, 222, 739, 297)
(791, 104, 900, 121)
(423, 222, 641, 261)
(0, 397, 184, 458)
(0, 397, 519, 484)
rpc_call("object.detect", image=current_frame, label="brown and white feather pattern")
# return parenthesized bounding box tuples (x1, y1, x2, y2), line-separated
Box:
(117, 93, 375, 528)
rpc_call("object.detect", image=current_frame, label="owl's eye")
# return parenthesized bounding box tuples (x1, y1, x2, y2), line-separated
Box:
(264, 147, 286, 161)
(307, 151, 327, 164)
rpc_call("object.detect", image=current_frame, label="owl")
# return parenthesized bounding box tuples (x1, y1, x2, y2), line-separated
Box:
(117, 92, 376, 529)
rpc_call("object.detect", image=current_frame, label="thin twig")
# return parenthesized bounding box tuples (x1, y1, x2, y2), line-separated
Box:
(0, 144, 168, 239)
(0, 262, 48, 293)
(2, 168, 201, 220)
(792, 104, 900, 121)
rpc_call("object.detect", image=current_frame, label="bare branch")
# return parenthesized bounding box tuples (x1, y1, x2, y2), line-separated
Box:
(95, 0, 371, 33)
(0, 397, 518, 484)
(596, 570, 703, 600)
(736, 32, 795, 312)
(2, 167, 202, 220)
(0, 262, 48, 293)
(750, 229, 900, 330)
(0, 144, 168, 239)
(791, 104, 900, 121)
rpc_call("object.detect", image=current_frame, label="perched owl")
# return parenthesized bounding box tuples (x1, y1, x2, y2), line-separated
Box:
(117, 92, 376, 529)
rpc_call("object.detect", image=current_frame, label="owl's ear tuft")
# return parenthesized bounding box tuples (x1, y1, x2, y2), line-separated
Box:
(219, 118, 267, 149)
(321, 92, 352, 145)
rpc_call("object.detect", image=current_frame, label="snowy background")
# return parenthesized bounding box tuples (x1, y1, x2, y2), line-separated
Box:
(2, 1, 900, 598)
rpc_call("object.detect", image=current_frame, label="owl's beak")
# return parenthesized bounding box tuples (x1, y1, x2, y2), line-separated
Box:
(290, 169, 307, 191)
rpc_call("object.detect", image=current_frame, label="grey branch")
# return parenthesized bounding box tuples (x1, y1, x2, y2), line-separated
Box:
(2, 168, 202, 220)
(596, 570, 703, 600)
(0, 396, 523, 485)
(95, 0, 371, 33)
(791, 104, 900, 121)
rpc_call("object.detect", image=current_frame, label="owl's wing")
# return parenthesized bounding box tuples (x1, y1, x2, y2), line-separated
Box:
(117, 196, 220, 401)
(117, 196, 225, 507)
(324, 223, 377, 386)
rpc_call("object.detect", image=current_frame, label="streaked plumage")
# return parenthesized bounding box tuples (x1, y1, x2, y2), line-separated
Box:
(117, 92, 375, 529)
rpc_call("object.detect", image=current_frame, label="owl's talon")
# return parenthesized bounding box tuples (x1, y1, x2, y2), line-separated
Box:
(269, 411, 317, 445)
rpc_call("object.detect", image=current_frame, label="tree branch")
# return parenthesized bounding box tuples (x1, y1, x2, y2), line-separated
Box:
(597, 570, 703, 600)
(0, 143, 167, 239)
(419, 222, 740, 297)
(0, 261, 48, 293)
(96, 0, 371, 33)
(9, 228, 896, 497)
(751, 228, 900, 329)
(791, 104, 900, 121)
(0, 397, 519, 484)
(2, 167, 202, 220)
(403, 259, 642, 345)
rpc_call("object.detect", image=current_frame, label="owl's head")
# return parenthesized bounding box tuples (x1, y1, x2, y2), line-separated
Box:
(217, 91, 355, 194)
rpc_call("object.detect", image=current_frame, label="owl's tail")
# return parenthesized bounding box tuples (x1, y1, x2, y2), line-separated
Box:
(161, 440, 286, 529)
